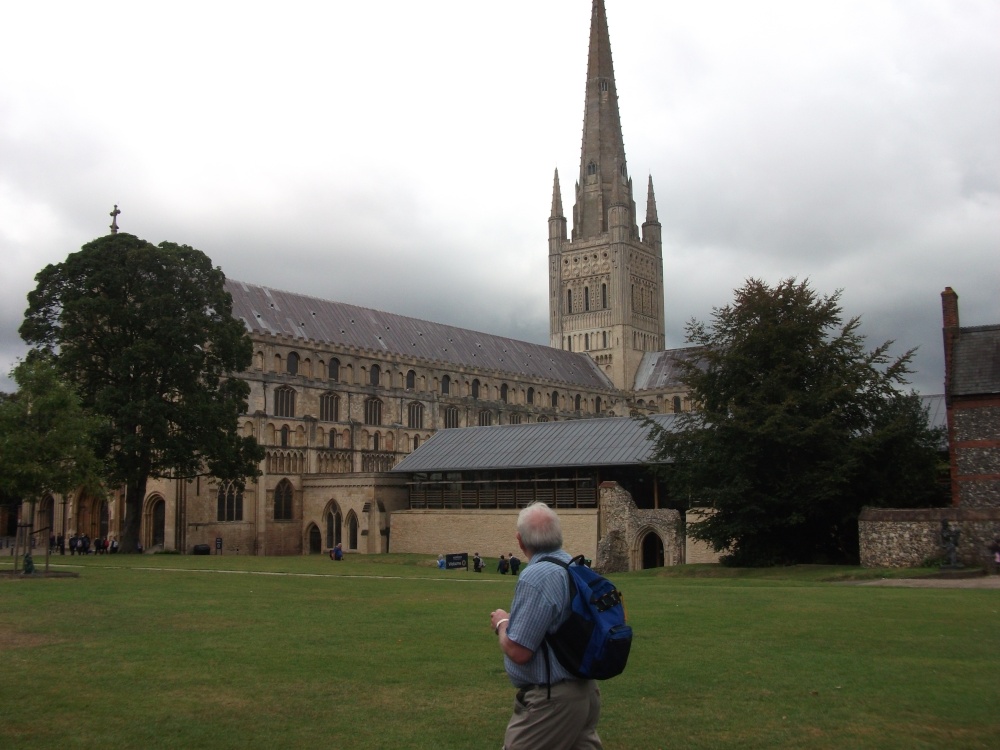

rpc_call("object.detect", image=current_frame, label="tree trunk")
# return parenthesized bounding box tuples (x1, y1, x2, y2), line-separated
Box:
(119, 479, 147, 553)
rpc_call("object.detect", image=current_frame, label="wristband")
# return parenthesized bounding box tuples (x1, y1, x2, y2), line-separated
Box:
(495, 618, 509, 635)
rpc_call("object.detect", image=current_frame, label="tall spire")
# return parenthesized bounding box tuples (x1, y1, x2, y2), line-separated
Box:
(574, 0, 631, 240)
(551, 168, 564, 218)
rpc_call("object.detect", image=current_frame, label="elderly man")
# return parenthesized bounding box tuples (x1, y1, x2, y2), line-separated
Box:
(489, 502, 602, 750)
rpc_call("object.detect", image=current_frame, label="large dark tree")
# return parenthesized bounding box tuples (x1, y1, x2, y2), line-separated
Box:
(647, 278, 946, 566)
(20, 233, 264, 551)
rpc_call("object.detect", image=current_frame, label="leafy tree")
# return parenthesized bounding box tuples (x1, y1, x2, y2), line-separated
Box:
(20, 233, 264, 551)
(0, 355, 105, 529)
(646, 278, 946, 566)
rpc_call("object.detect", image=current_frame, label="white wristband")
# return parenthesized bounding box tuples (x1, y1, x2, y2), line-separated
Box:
(495, 618, 509, 635)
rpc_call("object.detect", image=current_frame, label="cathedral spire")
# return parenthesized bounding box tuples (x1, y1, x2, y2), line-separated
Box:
(574, 0, 631, 240)
(551, 168, 564, 219)
(645, 175, 658, 224)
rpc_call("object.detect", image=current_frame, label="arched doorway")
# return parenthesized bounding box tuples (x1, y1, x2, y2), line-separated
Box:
(145, 495, 166, 551)
(641, 531, 665, 569)
(38, 495, 54, 543)
(307, 524, 322, 554)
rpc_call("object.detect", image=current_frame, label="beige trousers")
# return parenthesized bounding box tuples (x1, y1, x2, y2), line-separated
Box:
(504, 680, 602, 750)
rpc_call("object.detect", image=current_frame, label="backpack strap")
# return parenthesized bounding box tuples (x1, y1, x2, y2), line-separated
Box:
(533, 555, 580, 698)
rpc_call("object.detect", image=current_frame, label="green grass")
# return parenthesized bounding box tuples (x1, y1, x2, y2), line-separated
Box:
(2, 554, 998, 749)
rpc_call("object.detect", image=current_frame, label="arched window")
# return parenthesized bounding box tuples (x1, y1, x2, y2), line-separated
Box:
(329, 358, 340, 382)
(602, 283, 608, 309)
(406, 370, 416, 390)
(444, 406, 459, 429)
(407, 402, 424, 429)
(441, 375, 451, 395)
(567, 289, 573, 313)
(274, 480, 293, 521)
(584, 287, 590, 311)
(500, 384, 508, 403)
(326, 508, 342, 548)
(602, 331, 608, 348)
(478, 410, 493, 427)
(287, 352, 299, 375)
(673, 396, 682, 414)
(584, 334, 590, 351)
(595, 397, 602, 414)
(550, 391, 559, 409)
(413, 435, 420, 450)
(216, 481, 243, 522)
(471, 379, 480, 399)
(280, 425, 290, 447)
(329, 431, 338, 448)
(347, 512, 359, 550)
(369, 364, 381, 387)
(372, 432, 380, 451)
(320, 392, 339, 422)
(575, 394, 582, 411)
(587, 161, 597, 175)
(365, 398, 383, 426)
(274, 386, 296, 418)
(527, 388, 535, 405)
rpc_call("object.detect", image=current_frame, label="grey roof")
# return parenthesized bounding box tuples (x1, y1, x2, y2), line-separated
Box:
(225, 280, 615, 390)
(951, 325, 1000, 396)
(633, 347, 702, 391)
(391, 414, 680, 473)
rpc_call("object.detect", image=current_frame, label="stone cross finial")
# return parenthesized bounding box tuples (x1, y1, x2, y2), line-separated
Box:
(109, 204, 121, 234)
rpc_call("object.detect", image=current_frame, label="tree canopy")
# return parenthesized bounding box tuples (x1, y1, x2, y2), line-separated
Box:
(647, 278, 947, 566)
(0, 355, 104, 511)
(19, 233, 264, 550)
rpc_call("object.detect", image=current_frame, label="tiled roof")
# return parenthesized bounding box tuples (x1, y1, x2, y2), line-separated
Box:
(226, 280, 616, 390)
(633, 347, 702, 391)
(951, 325, 1000, 396)
(391, 414, 680, 473)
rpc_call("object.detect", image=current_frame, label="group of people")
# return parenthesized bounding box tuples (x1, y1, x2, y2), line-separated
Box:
(496, 553, 521, 575)
(64, 534, 119, 555)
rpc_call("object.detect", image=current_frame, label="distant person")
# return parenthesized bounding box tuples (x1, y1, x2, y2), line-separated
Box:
(332, 543, 344, 561)
(473, 552, 484, 573)
(509, 553, 521, 576)
(497, 555, 509, 574)
(990, 538, 1000, 574)
(489, 502, 603, 749)
(437, 554, 446, 569)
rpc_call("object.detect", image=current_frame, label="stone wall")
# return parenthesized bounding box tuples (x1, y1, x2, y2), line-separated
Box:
(859, 507, 1000, 568)
(389, 508, 599, 560)
(596, 482, 682, 573)
(684, 508, 723, 564)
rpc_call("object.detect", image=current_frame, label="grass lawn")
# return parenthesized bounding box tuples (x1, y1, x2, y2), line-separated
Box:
(1, 553, 998, 749)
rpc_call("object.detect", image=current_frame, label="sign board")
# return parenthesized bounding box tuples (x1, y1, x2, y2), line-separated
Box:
(445, 552, 468, 570)
(215, 537, 223, 552)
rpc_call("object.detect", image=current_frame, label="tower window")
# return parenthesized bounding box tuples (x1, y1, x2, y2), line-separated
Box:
(587, 161, 597, 176)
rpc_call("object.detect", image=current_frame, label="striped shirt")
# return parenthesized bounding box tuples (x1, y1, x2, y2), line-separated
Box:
(503, 549, 575, 687)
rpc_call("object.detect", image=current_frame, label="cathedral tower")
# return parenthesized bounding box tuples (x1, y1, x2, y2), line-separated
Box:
(549, 0, 665, 391)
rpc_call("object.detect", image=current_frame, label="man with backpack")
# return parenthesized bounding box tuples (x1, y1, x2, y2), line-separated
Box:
(489, 502, 603, 750)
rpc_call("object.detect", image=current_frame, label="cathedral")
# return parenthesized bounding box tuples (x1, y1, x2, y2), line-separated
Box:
(30, 1, 697, 562)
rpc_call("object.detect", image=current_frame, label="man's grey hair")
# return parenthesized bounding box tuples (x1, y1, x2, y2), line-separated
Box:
(517, 502, 563, 554)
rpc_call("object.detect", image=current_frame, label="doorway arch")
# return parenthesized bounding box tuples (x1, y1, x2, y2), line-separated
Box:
(307, 523, 322, 554)
(144, 495, 166, 551)
(640, 530, 665, 569)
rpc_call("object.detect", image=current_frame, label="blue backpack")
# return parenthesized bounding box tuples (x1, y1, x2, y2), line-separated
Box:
(537, 555, 632, 681)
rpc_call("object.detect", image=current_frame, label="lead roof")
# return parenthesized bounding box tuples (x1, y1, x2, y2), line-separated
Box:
(391, 413, 679, 473)
(226, 280, 616, 390)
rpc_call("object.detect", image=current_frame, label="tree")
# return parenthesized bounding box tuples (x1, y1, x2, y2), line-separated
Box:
(0, 355, 105, 532)
(19, 233, 265, 551)
(646, 278, 946, 566)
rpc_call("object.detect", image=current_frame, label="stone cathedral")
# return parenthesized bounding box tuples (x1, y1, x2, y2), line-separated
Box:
(31, 0, 697, 561)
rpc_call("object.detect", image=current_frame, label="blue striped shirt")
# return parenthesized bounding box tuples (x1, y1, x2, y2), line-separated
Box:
(503, 549, 575, 687)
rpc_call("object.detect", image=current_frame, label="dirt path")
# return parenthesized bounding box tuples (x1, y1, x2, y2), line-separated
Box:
(855, 575, 1000, 589)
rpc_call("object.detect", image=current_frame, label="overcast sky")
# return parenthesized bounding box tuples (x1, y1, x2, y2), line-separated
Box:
(1, 0, 997, 396)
